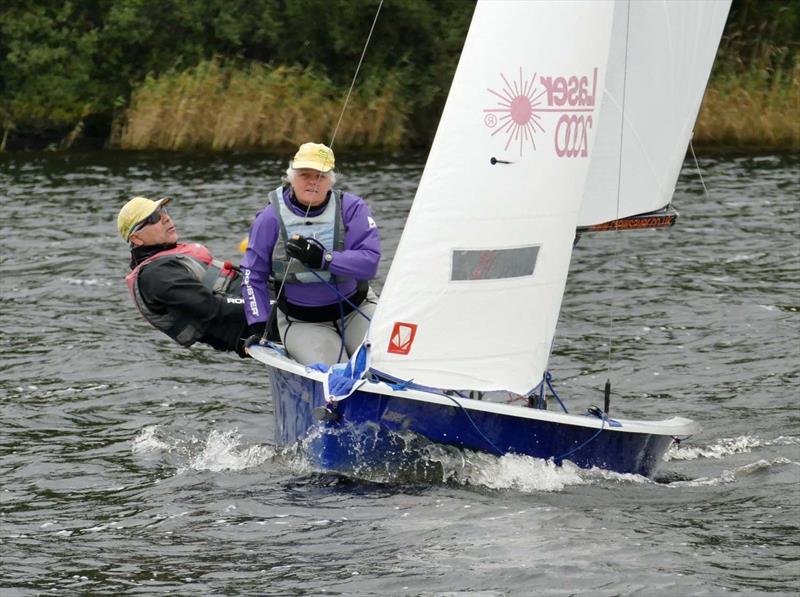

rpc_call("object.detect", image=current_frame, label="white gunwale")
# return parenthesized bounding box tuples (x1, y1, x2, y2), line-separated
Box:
(249, 345, 699, 437)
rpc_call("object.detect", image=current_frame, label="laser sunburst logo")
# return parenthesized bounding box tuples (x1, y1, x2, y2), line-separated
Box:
(483, 67, 600, 158)
(483, 68, 545, 156)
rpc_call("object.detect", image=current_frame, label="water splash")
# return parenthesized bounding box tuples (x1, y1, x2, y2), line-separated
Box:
(131, 425, 171, 454)
(293, 425, 593, 492)
(185, 429, 275, 472)
(131, 426, 274, 472)
(450, 453, 587, 492)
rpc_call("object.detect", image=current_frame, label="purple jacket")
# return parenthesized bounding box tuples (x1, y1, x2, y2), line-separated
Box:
(241, 186, 381, 325)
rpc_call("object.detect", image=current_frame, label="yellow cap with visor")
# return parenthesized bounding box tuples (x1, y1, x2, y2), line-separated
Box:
(291, 143, 335, 172)
(117, 196, 171, 241)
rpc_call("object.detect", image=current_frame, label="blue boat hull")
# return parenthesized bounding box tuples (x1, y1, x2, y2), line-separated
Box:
(268, 364, 675, 478)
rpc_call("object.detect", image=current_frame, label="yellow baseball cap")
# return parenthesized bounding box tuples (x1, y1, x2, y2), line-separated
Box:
(291, 142, 335, 172)
(117, 196, 171, 241)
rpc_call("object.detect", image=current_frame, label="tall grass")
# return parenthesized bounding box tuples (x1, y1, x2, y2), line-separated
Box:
(695, 10, 799, 150)
(120, 41, 798, 152)
(119, 59, 408, 151)
(695, 65, 799, 149)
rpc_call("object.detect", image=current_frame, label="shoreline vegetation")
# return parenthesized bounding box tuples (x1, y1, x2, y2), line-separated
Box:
(1, 0, 797, 153)
(695, 1, 799, 150)
(116, 58, 799, 153)
(119, 61, 407, 151)
(695, 68, 799, 150)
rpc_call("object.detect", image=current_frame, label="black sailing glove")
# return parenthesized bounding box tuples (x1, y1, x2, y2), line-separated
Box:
(286, 235, 326, 269)
(239, 322, 268, 357)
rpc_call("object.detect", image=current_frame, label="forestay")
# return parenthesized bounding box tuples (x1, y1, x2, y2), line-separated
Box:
(577, 0, 731, 226)
(366, 0, 614, 394)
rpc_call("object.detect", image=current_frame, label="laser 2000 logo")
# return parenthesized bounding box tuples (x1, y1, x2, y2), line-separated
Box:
(483, 67, 599, 158)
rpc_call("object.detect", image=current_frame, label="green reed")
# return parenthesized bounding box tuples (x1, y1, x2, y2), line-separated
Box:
(120, 59, 408, 151)
(120, 45, 797, 152)
(695, 8, 799, 150)
(695, 65, 799, 149)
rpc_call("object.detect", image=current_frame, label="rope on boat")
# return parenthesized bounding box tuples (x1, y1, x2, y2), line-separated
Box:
(541, 371, 568, 413)
(378, 371, 586, 458)
(324, 0, 384, 358)
(336, 291, 347, 362)
(328, 0, 384, 148)
(304, 268, 373, 322)
(529, 372, 568, 412)
(439, 392, 505, 457)
(375, 370, 505, 456)
(554, 414, 608, 464)
(375, 370, 621, 465)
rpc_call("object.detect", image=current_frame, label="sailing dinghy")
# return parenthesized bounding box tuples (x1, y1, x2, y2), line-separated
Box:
(249, 0, 731, 477)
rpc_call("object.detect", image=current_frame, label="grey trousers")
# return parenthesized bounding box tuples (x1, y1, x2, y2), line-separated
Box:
(276, 289, 378, 366)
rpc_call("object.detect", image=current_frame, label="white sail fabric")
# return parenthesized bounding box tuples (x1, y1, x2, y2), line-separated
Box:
(367, 1, 614, 394)
(577, 0, 731, 226)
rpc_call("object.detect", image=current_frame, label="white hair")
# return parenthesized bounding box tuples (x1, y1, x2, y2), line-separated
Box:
(284, 166, 337, 185)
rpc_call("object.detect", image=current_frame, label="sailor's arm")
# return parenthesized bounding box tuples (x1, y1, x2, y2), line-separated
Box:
(327, 194, 381, 280)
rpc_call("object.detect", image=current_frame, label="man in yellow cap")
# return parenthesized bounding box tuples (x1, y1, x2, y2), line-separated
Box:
(241, 142, 381, 365)
(118, 196, 254, 355)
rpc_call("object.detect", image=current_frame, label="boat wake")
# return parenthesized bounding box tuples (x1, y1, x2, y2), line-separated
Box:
(655, 434, 800, 487)
(130, 423, 589, 491)
(666, 457, 795, 487)
(130, 426, 800, 492)
(666, 435, 800, 461)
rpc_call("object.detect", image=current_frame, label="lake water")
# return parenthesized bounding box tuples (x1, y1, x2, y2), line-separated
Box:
(1, 150, 798, 595)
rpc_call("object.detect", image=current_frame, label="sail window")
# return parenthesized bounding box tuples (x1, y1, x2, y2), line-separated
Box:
(451, 246, 539, 281)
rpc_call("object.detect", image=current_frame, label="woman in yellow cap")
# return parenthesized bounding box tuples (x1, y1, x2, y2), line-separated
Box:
(241, 142, 381, 365)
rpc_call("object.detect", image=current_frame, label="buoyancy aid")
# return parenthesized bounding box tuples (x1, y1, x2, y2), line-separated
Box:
(125, 243, 241, 347)
(269, 185, 345, 284)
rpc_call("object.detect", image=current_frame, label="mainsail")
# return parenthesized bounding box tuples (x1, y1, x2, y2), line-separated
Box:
(577, 0, 732, 226)
(366, 1, 615, 394)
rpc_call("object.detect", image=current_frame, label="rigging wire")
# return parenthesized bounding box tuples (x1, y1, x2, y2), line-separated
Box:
(604, 0, 633, 410)
(689, 140, 711, 197)
(328, 0, 385, 150)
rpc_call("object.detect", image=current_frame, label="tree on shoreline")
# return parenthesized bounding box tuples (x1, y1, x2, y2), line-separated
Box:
(1, 0, 473, 150)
